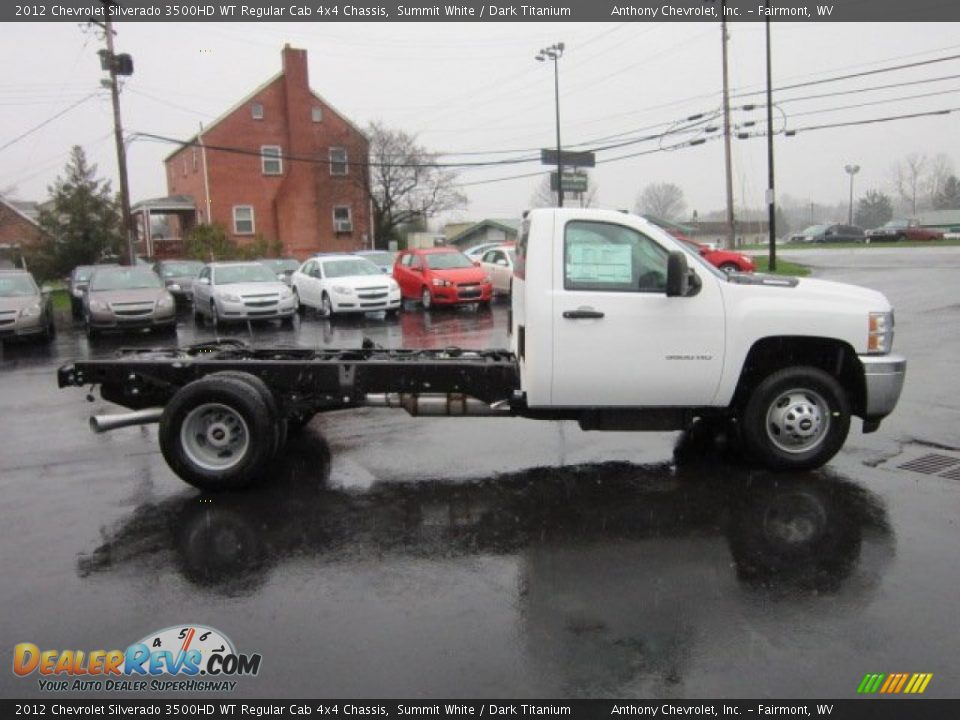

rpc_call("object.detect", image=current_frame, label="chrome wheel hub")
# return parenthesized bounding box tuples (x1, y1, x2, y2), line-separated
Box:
(181, 403, 250, 471)
(765, 388, 830, 454)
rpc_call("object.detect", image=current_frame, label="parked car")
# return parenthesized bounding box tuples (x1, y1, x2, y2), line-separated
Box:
(351, 250, 397, 274)
(259, 258, 301, 285)
(464, 242, 512, 265)
(83, 266, 176, 339)
(865, 218, 944, 243)
(678, 238, 755, 274)
(478, 245, 516, 295)
(192, 261, 298, 326)
(153, 260, 204, 302)
(68, 264, 116, 318)
(291, 254, 401, 317)
(790, 224, 865, 243)
(0, 269, 55, 344)
(394, 248, 493, 309)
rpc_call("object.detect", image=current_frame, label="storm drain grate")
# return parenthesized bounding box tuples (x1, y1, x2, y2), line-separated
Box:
(939, 466, 960, 482)
(898, 453, 960, 475)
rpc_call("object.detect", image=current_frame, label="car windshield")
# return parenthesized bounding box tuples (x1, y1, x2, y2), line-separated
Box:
(160, 261, 203, 278)
(323, 259, 381, 278)
(214, 264, 279, 284)
(506, 249, 516, 263)
(73, 266, 95, 282)
(0, 275, 38, 297)
(90, 269, 161, 291)
(676, 239, 726, 280)
(800, 225, 829, 235)
(884, 220, 908, 228)
(260, 259, 300, 273)
(357, 252, 394, 266)
(425, 252, 473, 270)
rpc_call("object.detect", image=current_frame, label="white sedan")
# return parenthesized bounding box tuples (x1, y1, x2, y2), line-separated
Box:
(291, 254, 402, 317)
(478, 245, 516, 295)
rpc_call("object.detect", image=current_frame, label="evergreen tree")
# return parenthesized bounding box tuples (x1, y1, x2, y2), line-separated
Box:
(854, 190, 893, 229)
(933, 175, 960, 210)
(35, 146, 121, 278)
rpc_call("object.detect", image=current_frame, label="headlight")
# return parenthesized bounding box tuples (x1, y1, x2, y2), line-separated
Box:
(279, 286, 293, 299)
(389, 281, 400, 292)
(431, 278, 451, 287)
(220, 292, 242, 303)
(867, 311, 894, 354)
(331, 285, 353, 295)
(166, 283, 181, 292)
(20, 301, 43, 318)
(156, 294, 174, 309)
(89, 299, 108, 312)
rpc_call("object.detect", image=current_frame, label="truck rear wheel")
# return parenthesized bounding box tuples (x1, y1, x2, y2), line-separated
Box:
(206, 371, 288, 456)
(159, 375, 276, 491)
(741, 366, 850, 471)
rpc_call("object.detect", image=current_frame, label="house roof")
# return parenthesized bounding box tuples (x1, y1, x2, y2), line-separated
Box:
(920, 209, 960, 226)
(164, 58, 368, 162)
(448, 218, 521, 245)
(0, 197, 42, 228)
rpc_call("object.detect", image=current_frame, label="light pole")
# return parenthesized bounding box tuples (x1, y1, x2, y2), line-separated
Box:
(845, 164, 860, 225)
(536, 42, 565, 208)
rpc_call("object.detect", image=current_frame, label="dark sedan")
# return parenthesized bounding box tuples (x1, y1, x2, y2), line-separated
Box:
(153, 260, 204, 302)
(790, 224, 865, 243)
(0, 269, 54, 344)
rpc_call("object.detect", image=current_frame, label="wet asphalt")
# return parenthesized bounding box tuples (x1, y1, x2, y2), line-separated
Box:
(1, 249, 959, 699)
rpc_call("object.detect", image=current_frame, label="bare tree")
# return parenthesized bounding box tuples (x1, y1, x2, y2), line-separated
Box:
(360, 122, 467, 248)
(924, 153, 955, 209)
(530, 173, 599, 209)
(635, 182, 686, 220)
(890, 153, 927, 216)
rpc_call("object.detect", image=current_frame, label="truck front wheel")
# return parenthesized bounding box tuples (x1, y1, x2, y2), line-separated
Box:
(741, 366, 850, 471)
(159, 375, 276, 491)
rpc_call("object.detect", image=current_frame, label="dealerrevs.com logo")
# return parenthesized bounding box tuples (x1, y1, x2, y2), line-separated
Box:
(12, 624, 261, 692)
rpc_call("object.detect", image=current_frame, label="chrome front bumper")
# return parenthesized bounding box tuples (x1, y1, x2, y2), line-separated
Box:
(860, 354, 906, 422)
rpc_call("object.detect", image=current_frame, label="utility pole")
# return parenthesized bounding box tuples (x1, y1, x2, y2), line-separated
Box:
(765, 4, 776, 272)
(720, 3, 736, 250)
(98, 3, 135, 265)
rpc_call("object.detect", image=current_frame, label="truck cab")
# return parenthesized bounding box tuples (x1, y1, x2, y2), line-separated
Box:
(512, 208, 906, 469)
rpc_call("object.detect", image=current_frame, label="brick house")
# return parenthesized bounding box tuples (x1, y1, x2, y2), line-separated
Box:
(164, 45, 371, 259)
(0, 198, 46, 267)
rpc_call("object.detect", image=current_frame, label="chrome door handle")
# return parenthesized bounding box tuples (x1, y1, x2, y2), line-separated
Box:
(562, 308, 604, 319)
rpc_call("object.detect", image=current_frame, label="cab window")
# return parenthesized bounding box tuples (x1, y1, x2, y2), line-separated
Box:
(564, 220, 668, 293)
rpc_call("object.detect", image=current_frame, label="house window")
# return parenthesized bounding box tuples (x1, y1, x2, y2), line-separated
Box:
(181, 156, 187, 176)
(333, 206, 352, 233)
(261, 145, 283, 175)
(329, 147, 348, 176)
(233, 205, 255, 235)
(312, 106, 323, 122)
(251, 102, 264, 120)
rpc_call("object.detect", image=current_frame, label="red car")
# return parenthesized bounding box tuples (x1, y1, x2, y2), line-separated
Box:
(393, 248, 493, 309)
(679, 238, 756, 274)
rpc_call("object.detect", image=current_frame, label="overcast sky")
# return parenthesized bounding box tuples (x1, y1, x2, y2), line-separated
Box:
(3, 21, 959, 225)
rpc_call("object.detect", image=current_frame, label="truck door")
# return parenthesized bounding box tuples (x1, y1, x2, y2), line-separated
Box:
(551, 219, 725, 407)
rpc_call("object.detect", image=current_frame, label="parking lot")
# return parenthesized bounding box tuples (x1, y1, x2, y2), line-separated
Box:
(1, 248, 959, 698)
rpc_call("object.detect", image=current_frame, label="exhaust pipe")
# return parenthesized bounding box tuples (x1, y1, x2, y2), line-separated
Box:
(364, 393, 511, 417)
(89, 408, 164, 434)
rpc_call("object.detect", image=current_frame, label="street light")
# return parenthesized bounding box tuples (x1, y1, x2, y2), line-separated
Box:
(845, 164, 861, 225)
(536, 42, 565, 208)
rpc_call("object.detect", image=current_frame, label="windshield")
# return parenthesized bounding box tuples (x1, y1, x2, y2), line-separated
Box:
(90, 268, 161, 292)
(506, 249, 516, 263)
(884, 220, 908, 228)
(0, 275, 38, 297)
(676, 239, 726, 280)
(357, 252, 394, 266)
(73, 266, 95, 282)
(800, 225, 829, 235)
(214, 264, 279, 284)
(425, 252, 473, 270)
(323, 259, 382, 278)
(260, 259, 300, 273)
(160, 261, 203, 278)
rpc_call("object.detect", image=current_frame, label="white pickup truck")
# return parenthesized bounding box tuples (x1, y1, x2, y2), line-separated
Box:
(59, 208, 906, 490)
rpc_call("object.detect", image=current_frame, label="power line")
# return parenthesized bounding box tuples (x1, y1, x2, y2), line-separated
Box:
(0, 92, 100, 154)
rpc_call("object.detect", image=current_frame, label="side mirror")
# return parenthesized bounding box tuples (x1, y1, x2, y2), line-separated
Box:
(666, 251, 691, 297)
(197, 277, 210, 285)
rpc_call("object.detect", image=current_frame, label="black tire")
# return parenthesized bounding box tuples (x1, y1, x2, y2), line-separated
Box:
(421, 286, 432, 310)
(321, 292, 335, 318)
(210, 301, 220, 327)
(193, 307, 204, 326)
(207, 371, 284, 457)
(70, 297, 83, 320)
(719, 262, 739, 275)
(385, 306, 400, 319)
(159, 375, 276, 491)
(85, 315, 98, 340)
(741, 366, 850, 471)
(281, 314, 295, 328)
(40, 315, 56, 343)
(294, 289, 305, 316)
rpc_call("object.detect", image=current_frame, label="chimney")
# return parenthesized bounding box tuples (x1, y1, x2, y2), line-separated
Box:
(282, 44, 309, 87)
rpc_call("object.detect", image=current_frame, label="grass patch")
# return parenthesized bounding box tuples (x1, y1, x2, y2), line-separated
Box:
(752, 256, 810, 276)
(49, 289, 71, 313)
